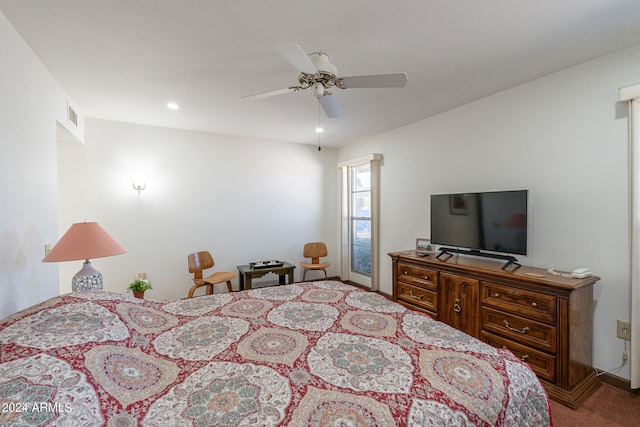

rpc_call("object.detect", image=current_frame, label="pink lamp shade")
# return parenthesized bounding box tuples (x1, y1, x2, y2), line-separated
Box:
(43, 222, 127, 291)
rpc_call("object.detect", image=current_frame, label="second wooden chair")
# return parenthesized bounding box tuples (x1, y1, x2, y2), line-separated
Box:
(299, 242, 330, 281)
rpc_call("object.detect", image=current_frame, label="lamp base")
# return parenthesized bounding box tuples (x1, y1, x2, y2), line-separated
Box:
(71, 260, 104, 292)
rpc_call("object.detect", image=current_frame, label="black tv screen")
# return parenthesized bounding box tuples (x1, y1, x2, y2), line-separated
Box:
(430, 190, 528, 255)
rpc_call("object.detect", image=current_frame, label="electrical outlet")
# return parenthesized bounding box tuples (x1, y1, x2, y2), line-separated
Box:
(137, 272, 147, 281)
(617, 319, 631, 340)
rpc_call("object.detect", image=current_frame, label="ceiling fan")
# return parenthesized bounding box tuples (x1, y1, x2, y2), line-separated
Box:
(243, 42, 408, 118)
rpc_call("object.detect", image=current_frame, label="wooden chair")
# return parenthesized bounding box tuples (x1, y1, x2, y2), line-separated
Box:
(187, 251, 235, 298)
(299, 242, 330, 281)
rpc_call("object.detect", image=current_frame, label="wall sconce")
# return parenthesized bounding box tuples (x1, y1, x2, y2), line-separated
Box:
(132, 179, 146, 194)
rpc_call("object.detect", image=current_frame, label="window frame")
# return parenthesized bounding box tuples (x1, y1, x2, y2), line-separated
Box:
(338, 153, 382, 290)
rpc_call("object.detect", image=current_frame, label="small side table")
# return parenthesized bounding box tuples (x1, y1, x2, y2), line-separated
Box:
(237, 262, 296, 291)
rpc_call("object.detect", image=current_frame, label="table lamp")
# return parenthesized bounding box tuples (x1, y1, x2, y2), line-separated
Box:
(43, 222, 127, 291)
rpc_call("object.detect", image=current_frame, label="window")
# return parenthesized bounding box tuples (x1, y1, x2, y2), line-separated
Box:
(351, 163, 371, 275)
(338, 154, 381, 290)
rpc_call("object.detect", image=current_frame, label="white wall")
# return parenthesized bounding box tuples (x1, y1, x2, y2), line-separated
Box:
(57, 119, 338, 301)
(338, 44, 640, 380)
(0, 11, 83, 319)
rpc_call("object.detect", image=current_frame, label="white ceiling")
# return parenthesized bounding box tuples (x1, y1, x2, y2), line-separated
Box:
(2, 0, 640, 147)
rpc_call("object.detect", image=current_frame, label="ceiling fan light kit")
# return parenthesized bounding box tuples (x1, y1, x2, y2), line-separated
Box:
(312, 82, 325, 98)
(243, 42, 408, 119)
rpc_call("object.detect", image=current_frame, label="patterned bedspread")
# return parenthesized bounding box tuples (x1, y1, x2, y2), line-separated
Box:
(0, 281, 551, 426)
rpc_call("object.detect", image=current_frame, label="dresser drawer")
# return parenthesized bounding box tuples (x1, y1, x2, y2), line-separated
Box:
(482, 282, 557, 323)
(397, 263, 437, 291)
(397, 282, 438, 313)
(482, 307, 557, 353)
(481, 331, 556, 382)
(397, 300, 437, 319)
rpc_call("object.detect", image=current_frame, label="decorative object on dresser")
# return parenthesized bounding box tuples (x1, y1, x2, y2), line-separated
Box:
(415, 238, 434, 256)
(389, 250, 600, 409)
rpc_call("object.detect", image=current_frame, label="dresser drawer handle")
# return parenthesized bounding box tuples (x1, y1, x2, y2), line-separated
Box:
(501, 346, 529, 362)
(453, 300, 462, 313)
(494, 293, 500, 298)
(503, 319, 530, 334)
(408, 290, 424, 300)
(531, 302, 538, 307)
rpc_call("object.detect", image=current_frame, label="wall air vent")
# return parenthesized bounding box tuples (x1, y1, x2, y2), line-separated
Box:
(67, 102, 78, 127)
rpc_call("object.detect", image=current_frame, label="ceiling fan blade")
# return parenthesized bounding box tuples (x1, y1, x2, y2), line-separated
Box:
(275, 42, 317, 75)
(242, 87, 296, 100)
(319, 93, 342, 118)
(339, 72, 408, 88)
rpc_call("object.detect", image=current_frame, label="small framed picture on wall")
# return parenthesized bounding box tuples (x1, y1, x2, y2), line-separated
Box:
(416, 238, 434, 255)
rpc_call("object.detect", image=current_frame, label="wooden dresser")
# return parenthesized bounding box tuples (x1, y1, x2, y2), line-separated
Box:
(389, 250, 600, 408)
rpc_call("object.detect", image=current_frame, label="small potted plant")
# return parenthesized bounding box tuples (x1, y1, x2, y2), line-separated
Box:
(127, 278, 152, 299)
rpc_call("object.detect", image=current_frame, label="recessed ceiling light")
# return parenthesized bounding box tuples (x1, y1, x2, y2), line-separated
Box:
(315, 127, 323, 133)
(167, 102, 179, 110)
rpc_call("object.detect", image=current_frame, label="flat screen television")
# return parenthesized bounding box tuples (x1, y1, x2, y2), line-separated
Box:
(430, 190, 528, 268)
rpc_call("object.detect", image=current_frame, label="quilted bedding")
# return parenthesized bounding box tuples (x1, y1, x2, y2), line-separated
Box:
(0, 281, 551, 426)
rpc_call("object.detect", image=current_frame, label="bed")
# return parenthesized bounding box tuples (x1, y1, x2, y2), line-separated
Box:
(0, 281, 551, 426)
